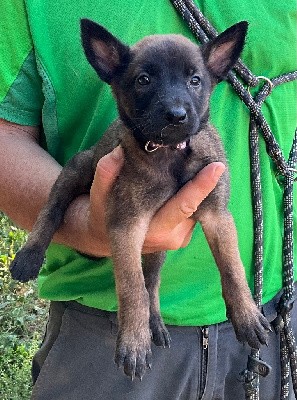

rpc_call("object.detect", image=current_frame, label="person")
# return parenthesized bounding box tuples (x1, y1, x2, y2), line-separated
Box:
(0, 0, 296, 399)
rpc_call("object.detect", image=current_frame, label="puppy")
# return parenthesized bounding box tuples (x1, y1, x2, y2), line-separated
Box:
(10, 19, 270, 380)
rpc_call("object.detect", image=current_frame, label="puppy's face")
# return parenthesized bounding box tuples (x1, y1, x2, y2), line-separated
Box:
(81, 20, 248, 147)
(114, 35, 212, 146)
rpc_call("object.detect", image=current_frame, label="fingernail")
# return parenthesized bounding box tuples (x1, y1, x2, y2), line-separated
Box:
(111, 146, 123, 161)
(96, 146, 123, 174)
(213, 163, 226, 179)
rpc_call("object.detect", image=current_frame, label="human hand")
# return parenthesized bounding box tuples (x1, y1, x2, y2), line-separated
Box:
(86, 146, 225, 256)
(143, 161, 226, 253)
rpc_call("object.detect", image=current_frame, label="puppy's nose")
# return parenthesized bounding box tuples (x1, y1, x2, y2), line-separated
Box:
(165, 107, 187, 124)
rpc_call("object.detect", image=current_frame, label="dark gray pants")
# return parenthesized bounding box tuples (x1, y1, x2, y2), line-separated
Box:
(31, 291, 297, 400)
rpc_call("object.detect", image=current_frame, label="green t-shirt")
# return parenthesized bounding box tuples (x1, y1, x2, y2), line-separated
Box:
(1, 0, 296, 326)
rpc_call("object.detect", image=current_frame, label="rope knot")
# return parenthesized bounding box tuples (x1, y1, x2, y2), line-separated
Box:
(272, 295, 295, 332)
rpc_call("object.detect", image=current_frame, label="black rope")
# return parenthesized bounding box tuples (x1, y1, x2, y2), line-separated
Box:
(248, 83, 297, 400)
(226, 72, 293, 177)
(245, 110, 264, 400)
(280, 130, 297, 398)
(169, 1, 297, 399)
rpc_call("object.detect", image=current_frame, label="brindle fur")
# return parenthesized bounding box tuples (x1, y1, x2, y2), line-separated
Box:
(10, 20, 270, 380)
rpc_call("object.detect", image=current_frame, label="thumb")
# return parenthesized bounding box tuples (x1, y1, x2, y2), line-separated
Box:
(95, 146, 124, 185)
(155, 162, 226, 230)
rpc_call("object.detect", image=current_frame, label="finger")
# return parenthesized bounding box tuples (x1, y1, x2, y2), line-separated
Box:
(155, 162, 226, 230)
(94, 146, 124, 188)
(144, 219, 195, 253)
(179, 223, 195, 248)
(90, 146, 124, 217)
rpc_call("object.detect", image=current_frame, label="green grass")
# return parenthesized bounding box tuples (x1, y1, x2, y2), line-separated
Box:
(0, 212, 48, 400)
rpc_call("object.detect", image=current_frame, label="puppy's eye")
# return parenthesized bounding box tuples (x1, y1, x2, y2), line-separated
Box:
(137, 74, 151, 86)
(190, 76, 201, 87)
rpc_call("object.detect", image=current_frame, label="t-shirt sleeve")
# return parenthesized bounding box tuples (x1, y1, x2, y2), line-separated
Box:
(0, 0, 43, 126)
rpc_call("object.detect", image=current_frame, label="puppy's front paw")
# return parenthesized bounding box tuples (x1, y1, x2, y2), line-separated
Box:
(10, 246, 45, 282)
(114, 330, 152, 381)
(230, 305, 271, 349)
(150, 314, 171, 348)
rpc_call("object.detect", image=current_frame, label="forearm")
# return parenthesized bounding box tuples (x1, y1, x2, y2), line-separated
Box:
(0, 120, 103, 256)
(0, 123, 60, 229)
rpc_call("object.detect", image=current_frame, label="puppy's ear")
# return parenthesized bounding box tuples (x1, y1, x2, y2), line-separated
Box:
(202, 21, 248, 81)
(80, 19, 131, 84)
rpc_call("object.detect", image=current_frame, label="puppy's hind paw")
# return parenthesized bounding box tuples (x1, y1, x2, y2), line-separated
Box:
(10, 246, 45, 282)
(115, 343, 152, 381)
(150, 314, 171, 348)
(232, 308, 271, 350)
